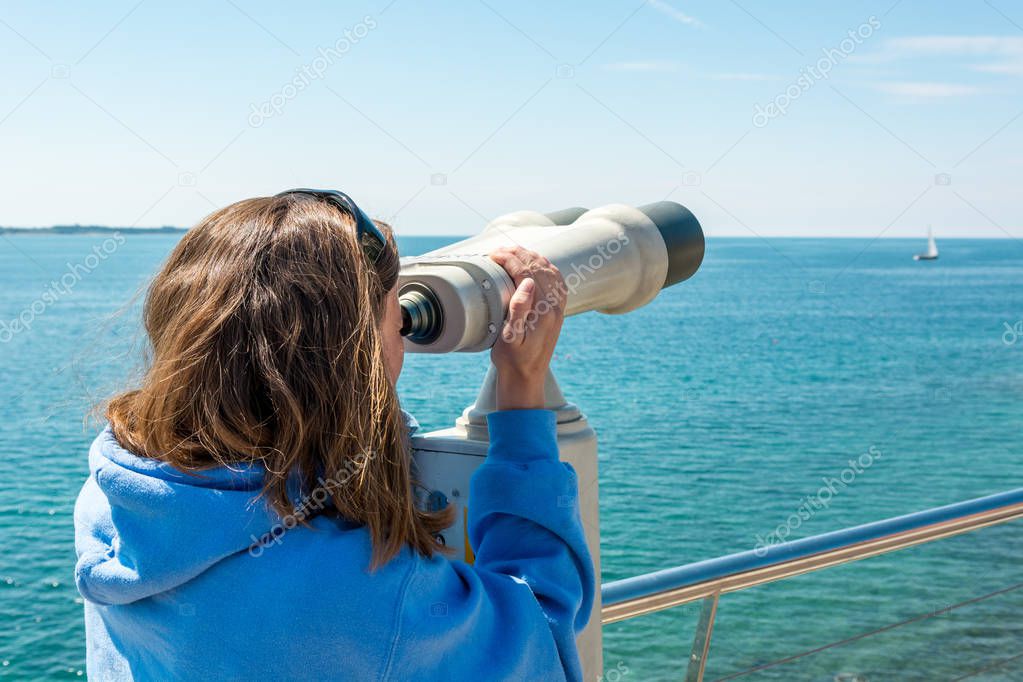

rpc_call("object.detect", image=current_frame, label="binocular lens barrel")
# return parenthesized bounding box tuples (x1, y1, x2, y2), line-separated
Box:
(638, 201, 704, 288)
(398, 201, 703, 349)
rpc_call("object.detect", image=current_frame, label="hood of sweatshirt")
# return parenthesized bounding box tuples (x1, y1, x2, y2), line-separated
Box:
(74, 426, 280, 606)
(74, 417, 421, 609)
(74, 414, 422, 607)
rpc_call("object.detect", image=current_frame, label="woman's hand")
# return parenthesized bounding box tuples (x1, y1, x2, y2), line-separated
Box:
(489, 246, 567, 411)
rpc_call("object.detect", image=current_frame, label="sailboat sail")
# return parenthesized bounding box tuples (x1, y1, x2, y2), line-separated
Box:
(914, 226, 939, 260)
(925, 226, 938, 257)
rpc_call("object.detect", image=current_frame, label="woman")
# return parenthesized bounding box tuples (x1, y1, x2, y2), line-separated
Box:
(74, 190, 593, 680)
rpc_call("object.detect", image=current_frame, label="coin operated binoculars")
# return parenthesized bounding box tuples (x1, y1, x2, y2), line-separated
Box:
(401, 202, 704, 680)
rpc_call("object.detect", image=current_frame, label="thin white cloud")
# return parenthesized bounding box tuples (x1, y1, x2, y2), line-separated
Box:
(884, 35, 1023, 55)
(852, 35, 1023, 74)
(707, 72, 777, 81)
(647, 0, 704, 28)
(876, 81, 987, 97)
(600, 63, 777, 80)
(603, 60, 681, 72)
(974, 61, 1023, 75)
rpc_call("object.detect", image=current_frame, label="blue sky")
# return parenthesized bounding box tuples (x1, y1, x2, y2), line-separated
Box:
(1, 0, 1021, 237)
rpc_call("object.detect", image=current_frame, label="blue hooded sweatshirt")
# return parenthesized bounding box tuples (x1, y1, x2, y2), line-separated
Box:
(74, 409, 594, 681)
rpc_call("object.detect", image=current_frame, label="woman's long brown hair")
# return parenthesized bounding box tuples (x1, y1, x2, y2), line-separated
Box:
(106, 193, 451, 567)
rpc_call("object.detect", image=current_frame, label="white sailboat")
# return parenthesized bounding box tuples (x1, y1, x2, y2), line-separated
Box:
(914, 225, 939, 261)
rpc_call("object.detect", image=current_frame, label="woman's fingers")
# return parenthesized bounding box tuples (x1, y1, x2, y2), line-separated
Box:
(502, 277, 535, 344)
(488, 247, 567, 410)
(490, 247, 564, 314)
(489, 247, 533, 286)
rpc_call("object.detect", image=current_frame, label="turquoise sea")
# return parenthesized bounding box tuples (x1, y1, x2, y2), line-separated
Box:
(1, 233, 1021, 680)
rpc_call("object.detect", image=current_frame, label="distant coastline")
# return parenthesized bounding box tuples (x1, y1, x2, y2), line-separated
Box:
(0, 225, 186, 235)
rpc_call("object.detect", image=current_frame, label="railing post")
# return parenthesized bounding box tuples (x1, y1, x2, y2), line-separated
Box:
(684, 593, 719, 682)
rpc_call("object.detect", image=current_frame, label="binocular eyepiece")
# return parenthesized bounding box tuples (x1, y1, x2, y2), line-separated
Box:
(398, 284, 443, 342)
(398, 201, 704, 353)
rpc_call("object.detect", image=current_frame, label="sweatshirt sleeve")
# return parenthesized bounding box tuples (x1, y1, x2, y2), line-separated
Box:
(383, 409, 595, 682)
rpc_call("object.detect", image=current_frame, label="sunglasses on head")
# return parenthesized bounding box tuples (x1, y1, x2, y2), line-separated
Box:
(274, 188, 387, 265)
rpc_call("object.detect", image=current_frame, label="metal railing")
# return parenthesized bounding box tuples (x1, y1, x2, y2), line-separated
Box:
(599, 487, 1023, 680)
